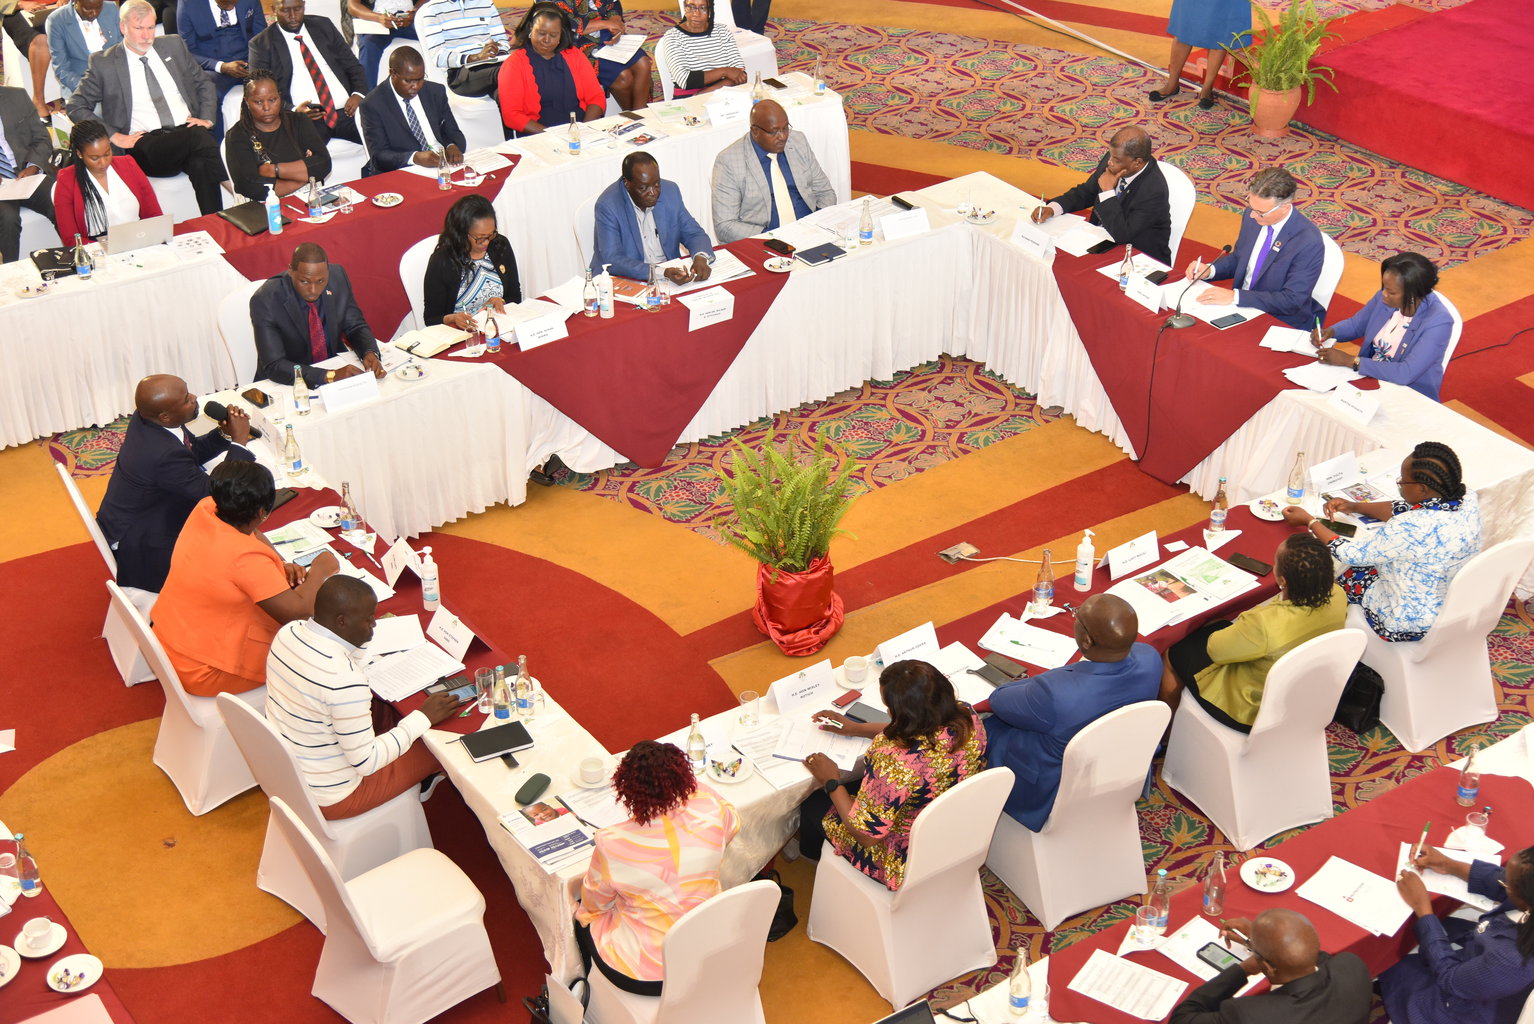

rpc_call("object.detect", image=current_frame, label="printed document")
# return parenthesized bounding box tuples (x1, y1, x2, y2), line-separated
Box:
(1395, 844, 1500, 912)
(1068, 948, 1188, 1020)
(1297, 856, 1413, 936)
(365, 642, 464, 701)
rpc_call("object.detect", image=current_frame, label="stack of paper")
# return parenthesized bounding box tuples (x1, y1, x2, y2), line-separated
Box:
(1282, 362, 1363, 392)
(1395, 844, 1499, 912)
(1037, 215, 1113, 257)
(774, 717, 870, 771)
(499, 811, 595, 870)
(1067, 948, 1188, 1020)
(365, 613, 425, 656)
(1259, 325, 1316, 355)
(364, 642, 464, 700)
(925, 641, 995, 705)
(265, 519, 332, 557)
(1094, 253, 1172, 282)
(593, 33, 646, 62)
(1155, 280, 1264, 327)
(733, 723, 811, 790)
(1296, 856, 1413, 936)
(1106, 547, 1258, 634)
(977, 614, 1079, 669)
(559, 786, 630, 830)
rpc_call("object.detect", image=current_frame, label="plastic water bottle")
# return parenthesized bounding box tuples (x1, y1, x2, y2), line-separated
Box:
(339, 482, 360, 531)
(1209, 476, 1229, 533)
(15, 833, 41, 898)
(1457, 747, 1480, 806)
(282, 424, 306, 477)
(1148, 868, 1171, 935)
(419, 545, 440, 610)
(264, 184, 283, 234)
(1203, 852, 1227, 916)
(1118, 244, 1133, 290)
(306, 176, 322, 218)
(1008, 946, 1032, 1018)
(813, 55, 825, 95)
(567, 113, 581, 157)
(291, 364, 311, 415)
(1033, 548, 1054, 612)
(492, 665, 512, 720)
(687, 713, 707, 774)
(858, 197, 874, 246)
(72, 233, 95, 280)
(1286, 451, 1307, 502)
(515, 654, 533, 715)
(1074, 529, 1095, 592)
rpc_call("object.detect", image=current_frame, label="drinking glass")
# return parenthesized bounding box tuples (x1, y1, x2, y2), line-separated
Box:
(474, 668, 494, 714)
(1133, 905, 1163, 945)
(738, 690, 760, 727)
(1466, 809, 1490, 833)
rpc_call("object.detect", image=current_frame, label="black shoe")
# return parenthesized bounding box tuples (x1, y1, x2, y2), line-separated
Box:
(1198, 94, 1215, 110)
(529, 453, 569, 487)
(1148, 87, 1181, 102)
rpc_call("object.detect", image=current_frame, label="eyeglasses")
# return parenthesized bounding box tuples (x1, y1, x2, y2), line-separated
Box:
(682, 3, 709, 10)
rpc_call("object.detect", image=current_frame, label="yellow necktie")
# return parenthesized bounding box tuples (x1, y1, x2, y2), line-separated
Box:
(768, 152, 797, 229)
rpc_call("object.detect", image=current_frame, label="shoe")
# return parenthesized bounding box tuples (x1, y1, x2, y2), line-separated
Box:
(419, 772, 447, 802)
(1148, 87, 1181, 102)
(1198, 94, 1215, 110)
(529, 453, 569, 487)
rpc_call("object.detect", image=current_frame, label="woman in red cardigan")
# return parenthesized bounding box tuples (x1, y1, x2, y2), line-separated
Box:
(497, 3, 604, 135)
(54, 120, 164, 243)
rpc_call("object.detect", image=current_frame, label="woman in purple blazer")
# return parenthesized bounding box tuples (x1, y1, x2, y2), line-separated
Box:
(1314, 252, 1455, 401)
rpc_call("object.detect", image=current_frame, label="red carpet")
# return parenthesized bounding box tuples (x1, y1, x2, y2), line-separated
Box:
(1298, 0, 1534, 211)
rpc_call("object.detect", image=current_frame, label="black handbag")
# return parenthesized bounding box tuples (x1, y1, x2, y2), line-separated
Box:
(1333, 662, 1384, 733)
(758, 868, 798, 941)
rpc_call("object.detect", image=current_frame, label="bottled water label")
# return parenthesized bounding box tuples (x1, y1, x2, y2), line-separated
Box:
(1286, 485, 1304, 501)
(1009, 995, 1029, 1010)
(1457, 783, 1478, 803)
(569, 138, 581, 155)
(78, 265, 92, 279)
(1209, 508, 1227, 530)
(494, 705, 510, 719)
(288, 458, 302, 473)
(859, 228, 873, 242)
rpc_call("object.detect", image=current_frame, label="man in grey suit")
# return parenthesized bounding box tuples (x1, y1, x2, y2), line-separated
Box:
(0, 85, 56, 262)
(66, 0, 225, 215)
(711, 99, 837, 244)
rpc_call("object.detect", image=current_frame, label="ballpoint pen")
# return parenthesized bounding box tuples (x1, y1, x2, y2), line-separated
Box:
(1412, 821, 1431, 860)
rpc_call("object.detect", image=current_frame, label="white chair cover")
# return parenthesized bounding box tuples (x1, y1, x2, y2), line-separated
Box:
(1160, 160, 1196, 268)
(654, 33, 678, 103)
(1437, 291, 1464, 370)
(217, 278, 266, 386)
(1312, 230, 1344, 313)
(573, 192, 599, 268)
(398, 234, 438, 332)
(987, 701, 1170, 929)
(1163, 629, 1366, 850)
(414, 0, 507, 151)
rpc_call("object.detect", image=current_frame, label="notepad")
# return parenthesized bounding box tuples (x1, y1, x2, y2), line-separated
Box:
(794, 241, 848, 266)
(461, 720, 535, 762)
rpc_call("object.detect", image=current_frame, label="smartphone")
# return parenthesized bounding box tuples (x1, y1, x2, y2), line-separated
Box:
(1226, 552, 1272, 577)
(1316, 518, 1358, 538)
(1087, 239, 1118, 255)
(983, 651, 1028, 680)
(763, 77, 786, 89)
(445, 681, 478, 703)
(1210, 313, 1249, 329)
(890, 195, 915, 211)
(831, 689, 860, 708)
(845, 701, 891, 725)
(763, 238, 795, 256)
(1196, 942, 1240, 972)
(500, 752, 519, 769)
(240, 387, 272, 408)
(619, 110, 644, 121)
(270, 487, 298, 511)
(1144, 270, 1169, 285)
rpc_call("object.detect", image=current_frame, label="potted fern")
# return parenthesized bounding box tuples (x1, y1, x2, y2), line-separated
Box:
(1225, 0, 1338, 138)
(715, 430, 859, 656)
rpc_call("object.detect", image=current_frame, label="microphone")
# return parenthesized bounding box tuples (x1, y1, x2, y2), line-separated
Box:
(1165, 244, 1231, 329)
(204, 400, 262, 440)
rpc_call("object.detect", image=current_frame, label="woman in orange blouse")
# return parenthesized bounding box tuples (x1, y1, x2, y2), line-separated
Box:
(152, 461, 339, 697)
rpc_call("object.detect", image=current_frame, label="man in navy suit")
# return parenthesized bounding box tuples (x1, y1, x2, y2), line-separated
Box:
(251, 242, 385, 388)
(248, 0, 367, 144)
(96, 374, 255, 593)
(981, 593, 1161, 831)
(177, 0, 265, 136)
(591, 151, 715, 283)
(1032, 126, 1172, 266)
(358, 46, 463, 175)
(1187, 167, 1327, 330)
(46, 0, 123, 94)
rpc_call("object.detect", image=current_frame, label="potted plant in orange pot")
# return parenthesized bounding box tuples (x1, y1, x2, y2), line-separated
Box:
(715, 431, 859, 657)
(1226, 0, 1338, 138)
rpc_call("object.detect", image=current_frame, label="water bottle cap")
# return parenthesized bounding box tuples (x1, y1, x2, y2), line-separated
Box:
(12, 833, 21, 840)
(1157, 868, 1167, 877)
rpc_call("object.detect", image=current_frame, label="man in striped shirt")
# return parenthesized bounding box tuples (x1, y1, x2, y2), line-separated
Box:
(266, 575, 462, 820)
(414, 0, 508, 97)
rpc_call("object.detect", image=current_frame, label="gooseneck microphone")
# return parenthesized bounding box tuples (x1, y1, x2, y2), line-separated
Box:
(1166, 244, 1231, 329)
(204, 400, 262, 440)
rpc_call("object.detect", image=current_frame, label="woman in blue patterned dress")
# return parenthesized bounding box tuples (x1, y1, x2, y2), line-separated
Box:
(422, 194, 523, 331)
(553, 0, 654, 111)
(1150, 0, 1253, 109)
(1282, 441, 1482, 642)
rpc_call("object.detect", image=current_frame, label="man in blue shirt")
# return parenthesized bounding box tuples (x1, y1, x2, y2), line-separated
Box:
(983, 593, 1161, 831)
(711, 98, 837, 243)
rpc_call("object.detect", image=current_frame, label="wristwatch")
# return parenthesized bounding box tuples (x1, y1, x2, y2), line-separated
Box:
(1351, 355, 1361, 370)
(325, 369, 337, 384)
(823, 778, 842, 796)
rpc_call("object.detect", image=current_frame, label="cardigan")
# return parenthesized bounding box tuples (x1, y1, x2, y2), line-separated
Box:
(422, 235, 523, 325)
(53, 158, 163, 242)
(496, 46, 603, 133)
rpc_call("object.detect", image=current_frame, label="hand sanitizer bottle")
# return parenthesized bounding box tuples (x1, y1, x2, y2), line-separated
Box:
(597, 263, 615, 319)
(264, 184, 283, 235)
(419, 546, 440, 610)
(1074, 529, 1095, 592)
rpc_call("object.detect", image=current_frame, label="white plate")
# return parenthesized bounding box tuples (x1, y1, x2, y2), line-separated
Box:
(308, 505, 343, 528)
(706, 750, 754, 785)
(14, 922, 66, 958)
(965, 210, 997, 225)
(47, 953, 102, 993)
(1239, 856, 1295, 893)
(763, 256, 794, 273)
(1248, 497, 1284, 522)
(0, 945, 19, 988)
(14, 284, 48, 299)
(372, 192, 403, 208)
(394, 363, 428, 382)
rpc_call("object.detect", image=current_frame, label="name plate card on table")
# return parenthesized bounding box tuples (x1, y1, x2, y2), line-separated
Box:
(1309, 450, 1359, 494)
(426, 606, 477, 661)
(1124, 274, 1161, 313)
(878, 207, 931, 242)
(768, 658, 835, 714)
(678, 286, 735, 331)
(1328, 384, 1381, 425)
(317, 370, 381, 413)
(515, 309, 570, 350)
(382, 536, 422, 587)
(704, 93, 750, 126)
(877, 620, 940, 667)
(1008, 217, 1055, 261)
(1101, 530, 1159, 579)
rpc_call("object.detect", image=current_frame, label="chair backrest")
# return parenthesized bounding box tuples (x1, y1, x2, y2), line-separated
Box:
(1160, 161, 1196, 268)
(655, 879, 779, 1018)
(399, 235, 438, 332)
(55, 461, 117, 576)
(676, 0, 737, 30)
(217, 278, 266, 385)
(1435, 539, 1534, 640)
(544, 974, 587, 1024)
(1044, 700, 1170, 831)
(896, 767, 1014, 908)
(305, 0, 344, 29)
(415, 0, 452, 87)
(654, 33, 678, 103)
(267, 797, 377, 951)
(1311, 231, 1344, 312)
(106, 580, 199, 719)
(216, 692, 339, 840)
(573, 193, 599, 267)
(1436, 291, 1463, 371)
(1246, 629, 1366, 742)
(221, 88, 245, 139)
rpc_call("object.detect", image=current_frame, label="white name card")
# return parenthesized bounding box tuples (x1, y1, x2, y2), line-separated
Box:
(1328, 384, 1380, 426)
(1009, 217, 1055, 261)
(679, 286, 735, 332)
(704, 95, 749, 126)
(1309, 450, 1359, 494)
(515, 310, 569, 350)
(1125, 273, 1161, 314)
(767, 658, 835, 715)
(317, 370, 381, 413)
(381, 536, 421, 587)
(1102, 530, 1159, 580)
(426, 605, 476, 661)
(877, 621, 940, 668)
(879, 207, 930, 242)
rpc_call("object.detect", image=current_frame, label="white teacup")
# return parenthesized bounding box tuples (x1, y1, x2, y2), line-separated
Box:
(579, 758, 605, 786)
(22, 917, 53, 950)
(843, 655, 870, 684)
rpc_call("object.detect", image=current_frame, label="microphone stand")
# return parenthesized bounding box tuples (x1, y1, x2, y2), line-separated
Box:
(1165, 245, 1231, 329)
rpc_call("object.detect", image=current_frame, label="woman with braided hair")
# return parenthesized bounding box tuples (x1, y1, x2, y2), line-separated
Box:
(54, 118, 164, 242)
(1283, 441, 1482, 641)
(223, 68, 331, 202)
(1160, 533, 1345, 730)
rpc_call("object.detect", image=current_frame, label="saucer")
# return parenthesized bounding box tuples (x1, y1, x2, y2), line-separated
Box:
(308, 505, 343, 528)
(395, 363, 428, 382)
(763, 256, 794, 273)
(15, 922, 66, 958)
(0, 945, 19, 988)
(965, 210, 997, 225)
(706, 750, 754, 785)
(1248, 497, 1284, 522)
(372, 192, 403, 208)
(571, 765, 612, 790)
(1239, 856, 1294, 893)
(47, 953, 102, 993)
(832, 659, 873, 691)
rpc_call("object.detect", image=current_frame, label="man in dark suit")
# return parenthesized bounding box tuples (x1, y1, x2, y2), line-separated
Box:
(96, 374, 255, 593)
(1187, 167, 1328, 330)
(591, 151, 714, 283)
(252, 242, 386, 388)
(176, 0, 264, 136)
(46, 0, 123, 94)
(1170, 909, 1371, 1023)
(358, 46, 463, 175)
(0, 85, 56, 262)
(1032, 126, 1172, 266)
(980, 593, 1161, 830)
(67, 0, 226, 215)
(249, 0, 366, 144)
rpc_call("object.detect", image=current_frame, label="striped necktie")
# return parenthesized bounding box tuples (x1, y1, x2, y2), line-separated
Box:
(403, 99, 429, 151)
(294, 33, 337, 128)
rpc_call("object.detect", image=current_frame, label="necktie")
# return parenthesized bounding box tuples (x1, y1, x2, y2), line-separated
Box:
(219, 6, 232, 26)
(307, 301, 328, 364)
(0, 138, 14, 180)
(140, 56, 174, 129)
(294, 34, 337, 128)
(181, 428, 194, 452)
(767, 152, 797, 229)
(1248, 225, 1276, 285)
(403, 99, 429, 151)
(1116, 178, 1128, 196)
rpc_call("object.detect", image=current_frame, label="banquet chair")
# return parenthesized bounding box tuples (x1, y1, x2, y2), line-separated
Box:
(414, 0, 506, 151)
(653, 33, 678, 103)
(268, 797, 501, 1024)
(217, 278, 266, 386)
(1160, 161, 1196, 268)
(150, 171, 227, 222)
(1311, 231, 1344, 313)
(807, 768, 1013, 1010)
(107, 580, 261, 814)
(1351, 538, 1534, 753)
(674, 0, 778, 84)
(54, 462, 157, 686)
(1438, 292, 1464, 370)
(573, 193, 598, 267)
(584, 879, 780, 1024)
(398, 234, 438, 332)
(986, 701, 1169, 929)
(19, 207, 61, 254)
(217, 694, 434, 930)
(544, 974, 588, 1024)
(1162, 629, 1366, 850)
